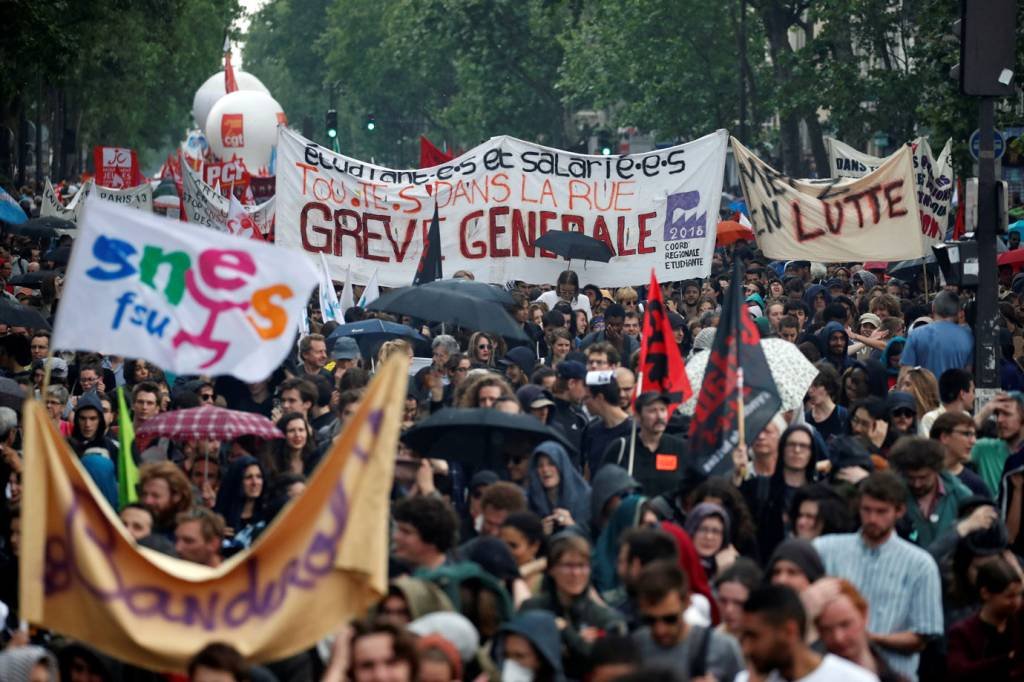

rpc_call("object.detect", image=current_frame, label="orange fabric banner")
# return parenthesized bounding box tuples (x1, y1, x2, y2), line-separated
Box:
(20, 356, 406, 672)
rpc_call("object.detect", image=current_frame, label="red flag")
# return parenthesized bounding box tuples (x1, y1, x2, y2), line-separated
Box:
(419, 136, 453, 168)
(224, 37, 238, 94)
(953, 178, 965, 240)
(637, 270, 692, 414)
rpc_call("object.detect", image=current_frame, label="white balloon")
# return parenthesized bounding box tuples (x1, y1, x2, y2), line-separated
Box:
(205, 90, 287, 171)
(191, 70, 269, 129)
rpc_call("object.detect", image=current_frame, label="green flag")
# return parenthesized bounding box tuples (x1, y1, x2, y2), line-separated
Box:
(116, 386, 138, 508)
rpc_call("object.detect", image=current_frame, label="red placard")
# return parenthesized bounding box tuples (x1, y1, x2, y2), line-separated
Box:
(221, 114, 244, 148)
(93, 146, 141, 188)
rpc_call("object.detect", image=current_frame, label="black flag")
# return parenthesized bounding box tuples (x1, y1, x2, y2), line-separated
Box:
(413, 203, 443, 286)
(689, 257, 781, 477)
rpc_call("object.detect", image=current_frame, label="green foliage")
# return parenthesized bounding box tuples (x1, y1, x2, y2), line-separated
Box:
(2, 0, 240, 171)
(11, 0, 1019, 176)
(560, 0, 772, 144)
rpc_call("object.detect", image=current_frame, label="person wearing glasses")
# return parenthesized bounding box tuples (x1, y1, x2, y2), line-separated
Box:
(632, 560, 744, 680)
(929, 412, 989, 498)
(740, 424, 824, 560)
(520, 533, 625, 679)
(467, 331, 496, 368)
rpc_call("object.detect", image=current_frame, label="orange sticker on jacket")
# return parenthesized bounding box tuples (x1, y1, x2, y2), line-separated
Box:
(655, 454, 678, 471)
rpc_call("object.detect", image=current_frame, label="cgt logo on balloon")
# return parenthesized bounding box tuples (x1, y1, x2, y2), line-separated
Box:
(84, 235, 294, 368)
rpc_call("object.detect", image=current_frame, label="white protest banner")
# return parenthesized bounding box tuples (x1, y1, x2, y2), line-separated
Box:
(227, 193, 269, 240)
(824, 137, 886, 178)
(53, 198, 316, 381)
(732, 137, 926, 262)
(825, 136, 954, 245)
(182, 153, 275, 235)
(41, 179, 91, 222)
(275, 127, 728, 287)
(94, 182, 153, 212)
(912, 138, 954, 244)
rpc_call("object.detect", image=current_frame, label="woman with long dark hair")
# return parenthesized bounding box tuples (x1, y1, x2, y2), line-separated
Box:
(740, 424, 824, 559)
(270, 412, 319, 477)
(214, 455, 267, 547)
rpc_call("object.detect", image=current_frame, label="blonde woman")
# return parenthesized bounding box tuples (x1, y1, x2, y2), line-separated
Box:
(376, 339, 414, 368)
(896, 366, 940, 420)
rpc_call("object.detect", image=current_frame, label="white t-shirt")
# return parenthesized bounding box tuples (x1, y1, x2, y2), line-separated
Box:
(734, 654, 879, 682)
(535, 290, 592, 321)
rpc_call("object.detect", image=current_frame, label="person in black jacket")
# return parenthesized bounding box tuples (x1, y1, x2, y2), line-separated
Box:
(741, 424, 823, 559)
(69, 390, 119, 461)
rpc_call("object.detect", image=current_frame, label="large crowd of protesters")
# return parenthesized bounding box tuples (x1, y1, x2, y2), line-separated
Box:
(3, 182, 1024, 682)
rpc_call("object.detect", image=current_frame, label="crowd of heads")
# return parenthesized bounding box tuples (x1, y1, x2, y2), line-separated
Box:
(4, 193, 1024, 682)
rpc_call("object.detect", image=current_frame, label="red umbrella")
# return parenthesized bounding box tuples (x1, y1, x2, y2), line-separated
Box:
(135, 405, 283, 449)
(716, 220, 754, 246)
(998, 250, 1024, 267)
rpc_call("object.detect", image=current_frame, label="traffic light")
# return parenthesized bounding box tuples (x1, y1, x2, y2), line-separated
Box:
(366, 113, 376, 131)
(596, 129, 612, 156)
(325, 109, 338, 139)
(954, 0, 1018, 96)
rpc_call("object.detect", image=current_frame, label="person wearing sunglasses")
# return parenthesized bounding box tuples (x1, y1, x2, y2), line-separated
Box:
(886, 391, 919, 437)
(632, 560, 744, 680)
(467, 331, 495, 368)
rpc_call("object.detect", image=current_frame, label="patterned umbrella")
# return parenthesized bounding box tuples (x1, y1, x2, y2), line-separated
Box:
(680, 338, 820, 415)
(135, 405, 283, 449)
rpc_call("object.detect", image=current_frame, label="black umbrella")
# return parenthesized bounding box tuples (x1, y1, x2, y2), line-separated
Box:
(43, 246, 71, 266)
(887, 255, 938, 280)
(9, 270, 61, 289)
(0, 299, 51, 330)
(402, 407, 575, 469)
(533, 231, 614, 262)
(368, 285, 527, 340)
(418, 278, 516, 306)
(24, 217, 75, 231)
(0, 377, 25, 411)
(9, 224, 57, 240)
(327, 319, 427, 358)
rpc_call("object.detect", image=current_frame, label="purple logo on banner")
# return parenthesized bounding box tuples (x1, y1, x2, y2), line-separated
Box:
(663, 191, 706, 241)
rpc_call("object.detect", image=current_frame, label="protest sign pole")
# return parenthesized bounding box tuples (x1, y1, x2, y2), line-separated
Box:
(626, 371, 642, 476)
(736, 368, 745, 447)
(974, 97, 1000, 391)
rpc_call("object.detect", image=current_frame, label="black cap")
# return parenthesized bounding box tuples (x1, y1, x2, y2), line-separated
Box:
(498, 346, 536, 375)
(634, 391, 670, 410)
(666, 311, 686, 330)
(557, 360, 586, 380)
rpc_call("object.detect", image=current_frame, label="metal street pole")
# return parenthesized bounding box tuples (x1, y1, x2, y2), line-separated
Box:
(974, 96, 999, 390)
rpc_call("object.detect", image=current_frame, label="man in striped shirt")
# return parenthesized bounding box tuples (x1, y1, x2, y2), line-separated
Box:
(814, 471, 943, 682)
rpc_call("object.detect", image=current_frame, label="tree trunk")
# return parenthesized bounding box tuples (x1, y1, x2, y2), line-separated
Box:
(804, 113, 830, 177)
(760, 4, 803, 174)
